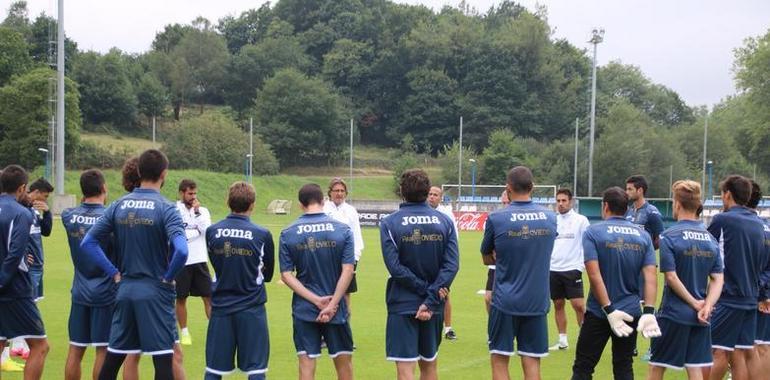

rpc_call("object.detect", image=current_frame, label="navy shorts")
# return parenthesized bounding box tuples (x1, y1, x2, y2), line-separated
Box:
(69, 303, 114, 347)
(0, 298, 46, 341)
(756, 312, 770, 345)
(487, 307, 548, 358)
(386, 313, 443, 362)
(206, 305, 269, 377)
(293, 318, 353, 358)
(711, 303, 757, 351)
(29, 266, 43, 301)
(649, 318, 712, 370)
(108, 280, 177, 355)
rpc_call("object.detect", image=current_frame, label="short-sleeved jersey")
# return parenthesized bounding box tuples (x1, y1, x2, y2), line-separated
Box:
(707, 206, 767, 310)
(480, 201, 557, 316)
(206, 214, 274, 315)
(25, 207, 51, 268)
(0, 194, 34, 300)
(279, 213, 354, 324)
(380, 202, 459, 315)
(85, 188, 185, 282)
(584, 217, 656, 319)
(626, 202, 664, 240)
(658, 220, 723, 325)
(62, 203, 118, 307)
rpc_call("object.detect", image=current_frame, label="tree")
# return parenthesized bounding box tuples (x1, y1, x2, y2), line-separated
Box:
(71, 50, 137, 129)
(216, 4, 274, 53)
(480, 129, 529, 185)
(170, 21, 230, 112)
(733, 29, 770, 174)
(255, 69, 348, 166)
(0, 27, 33, 86)
(223, 35, 312, 114)
(392, 68, 459, 151)
(162, 112, 278, 174)
(1, 1, 31, 37)
(136, 73, 168, 119)
(27, 14, 78, 71)
(151, 23, 194, 54)
(0, 67, 80, 169)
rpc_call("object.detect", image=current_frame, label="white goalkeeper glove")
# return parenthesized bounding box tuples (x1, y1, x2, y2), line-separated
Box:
(637, 307, 662, 338)
(603, 304, 634, 337)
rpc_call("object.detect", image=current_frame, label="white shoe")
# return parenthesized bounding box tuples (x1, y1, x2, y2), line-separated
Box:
(548, 342, 568, 351)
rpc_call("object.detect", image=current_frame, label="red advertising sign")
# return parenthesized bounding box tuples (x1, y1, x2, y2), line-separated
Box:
(454, 211, 489, 231)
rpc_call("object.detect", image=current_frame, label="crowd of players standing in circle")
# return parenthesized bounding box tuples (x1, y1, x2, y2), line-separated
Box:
(0, 148, 769, 380)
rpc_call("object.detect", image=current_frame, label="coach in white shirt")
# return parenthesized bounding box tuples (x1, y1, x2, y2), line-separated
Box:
(549, 188, 589, 351)
(427, 186, 459, 340)
(175, 179, 212, 346)
(323, 177, 364, 312)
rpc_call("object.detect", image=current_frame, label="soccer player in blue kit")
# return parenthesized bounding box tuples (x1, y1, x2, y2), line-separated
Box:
(480, 166, 557, 380)
(280, 183, 355, 380)
(380, 169, 458, 380)
(625, 176, 664, 249)
(62, 169, 117, 380)
(571, 187, 661, 380)
(704, 175, 768, 380)
(647, 180, 724, 380)
(205, 181, 274, 380)
(81, 149, 189, 380)
(747, 180, 770, 379)
(0, 165, 50, 379)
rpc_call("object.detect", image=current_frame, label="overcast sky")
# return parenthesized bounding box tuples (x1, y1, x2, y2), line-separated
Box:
(8, 0, 770, 107)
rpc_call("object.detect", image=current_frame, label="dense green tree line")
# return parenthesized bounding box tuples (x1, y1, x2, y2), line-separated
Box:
(0, 0, 768, 196)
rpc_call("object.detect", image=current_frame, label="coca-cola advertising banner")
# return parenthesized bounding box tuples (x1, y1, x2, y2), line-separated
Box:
(454, 211, 489, 231)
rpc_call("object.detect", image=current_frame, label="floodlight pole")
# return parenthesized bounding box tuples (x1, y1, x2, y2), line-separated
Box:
(458, 116, 463, 208)
(573, 118, 579, 193)
(349, 118, 354, 196)
(701, 116, 708, 198)
(249, 117, 254, 183)
(55, 0, 65, 194)
(587, 28, 604, 197)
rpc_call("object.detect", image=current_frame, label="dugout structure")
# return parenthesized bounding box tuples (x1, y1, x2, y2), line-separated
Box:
(440, 184, 557, 212)
(266, 199, 292, 215)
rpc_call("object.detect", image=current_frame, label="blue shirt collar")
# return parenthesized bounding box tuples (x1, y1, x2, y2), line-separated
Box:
(227, 213, 250, 221)
(399, 201, 430, 208)
(132, 188, 160, 194)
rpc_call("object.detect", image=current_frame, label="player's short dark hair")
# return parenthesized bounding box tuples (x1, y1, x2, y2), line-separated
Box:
(602, 186, 629, 216)
(178, 179, 197, 193)
(626, 175, 648, 195)
(507, 166, 533, 194)
(720, 175, 751, 206)
(556, 188, 573, 199)
(28, 178, 53, 193)
(137, 149, 168, 182)
(80, 169, 106, 198)
(121, 157, 141, 192)
(747, 180, 762, 209)
(298, 183, 324, 207)
(399, 169, 430, 203)
(227, 181, 255, 213)
(672, 180, 701, 213)
(0, 165, 28, 194)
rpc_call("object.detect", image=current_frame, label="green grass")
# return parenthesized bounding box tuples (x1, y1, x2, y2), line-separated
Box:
(53, 169, 398, 220)
(81, 132, 161, 155)
(4, 225, 688, 379)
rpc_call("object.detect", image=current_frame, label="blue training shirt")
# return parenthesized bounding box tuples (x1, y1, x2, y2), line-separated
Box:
(584, 216, 656, 319)
(707, 206, 767, 310)
(657, 220, 723, 325)
(25, 207, 52, 268)
(480, 200, 557, 316)
(279, 212, 355, 324)
(626, 202, 664, 241)
(84, 188, 186, 282)
(62, 203, 118, 307)
(380, 202, 459, 315)
(0, 194, 34, 300)
(207, 214, 275, 315)
(759, 219, 770, 301)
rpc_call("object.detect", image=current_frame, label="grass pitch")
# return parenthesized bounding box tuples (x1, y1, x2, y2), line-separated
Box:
(2, 220, 687, 380)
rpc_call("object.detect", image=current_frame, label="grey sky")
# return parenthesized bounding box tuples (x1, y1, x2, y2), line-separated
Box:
(10, 0, 770, 107)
